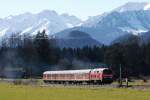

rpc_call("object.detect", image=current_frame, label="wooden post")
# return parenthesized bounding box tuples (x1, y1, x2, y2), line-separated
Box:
(125, 77, 128, 87)
(119, 64, 122, 87)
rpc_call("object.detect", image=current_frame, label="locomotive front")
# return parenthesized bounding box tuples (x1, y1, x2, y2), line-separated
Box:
(89, 68, 113, 84)
(102, 69, 113, 83)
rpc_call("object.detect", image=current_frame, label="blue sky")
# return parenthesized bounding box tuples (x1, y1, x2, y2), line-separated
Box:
(0, 0, 150, 20)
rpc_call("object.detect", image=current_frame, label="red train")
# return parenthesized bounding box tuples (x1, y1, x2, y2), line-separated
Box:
(43, 68, 113, 84)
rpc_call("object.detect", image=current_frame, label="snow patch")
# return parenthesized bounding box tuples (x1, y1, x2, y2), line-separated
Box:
(67, 23, 73, 28)
(6, 16, 13, 20)
(144, 3, 150, 10)
(132, 30, 148, 35)
(31, 21, 50, 35)
(20, 27, 33, 35)
(119, 27, 148, 35)
(0, 28, 8, 37)
(75, 23, 83, 27)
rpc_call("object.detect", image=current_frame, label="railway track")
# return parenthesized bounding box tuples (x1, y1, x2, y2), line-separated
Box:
(41, 83, 118, 88)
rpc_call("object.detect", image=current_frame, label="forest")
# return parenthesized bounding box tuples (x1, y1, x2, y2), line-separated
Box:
(0, 30, 150, 79)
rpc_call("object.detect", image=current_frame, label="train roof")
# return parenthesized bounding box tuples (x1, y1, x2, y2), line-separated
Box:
(43, 68, 108, 74)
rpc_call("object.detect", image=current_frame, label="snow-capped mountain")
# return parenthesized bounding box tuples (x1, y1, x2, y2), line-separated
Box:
(0, 10, 82, 38)
(114, 2, 150, 12)
(61, 13, 82, 28)
(56, 2, 150, 45)
(82, 13, 107, 27)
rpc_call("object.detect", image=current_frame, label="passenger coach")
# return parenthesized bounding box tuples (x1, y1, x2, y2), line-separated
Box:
(43, 68, 113, 84)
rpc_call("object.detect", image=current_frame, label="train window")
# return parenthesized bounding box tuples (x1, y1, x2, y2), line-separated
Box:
(44, 74, 46, 78)
(49, 74, 51, 78)
(103, 70, 112, 74)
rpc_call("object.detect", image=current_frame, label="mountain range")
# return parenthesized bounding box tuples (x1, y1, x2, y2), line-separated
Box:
(56, 2, 150, 45)
(0, 10, 82, 37)
(0, 2, 150, 47)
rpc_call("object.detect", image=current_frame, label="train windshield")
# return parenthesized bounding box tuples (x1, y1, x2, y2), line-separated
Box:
(103, 69, 112, 74)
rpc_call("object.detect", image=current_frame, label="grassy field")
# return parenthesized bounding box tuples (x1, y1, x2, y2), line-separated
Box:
(0, 82, 150, 100)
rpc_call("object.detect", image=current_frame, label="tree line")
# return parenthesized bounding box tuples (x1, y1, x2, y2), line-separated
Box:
(0, 30, 150, 78)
